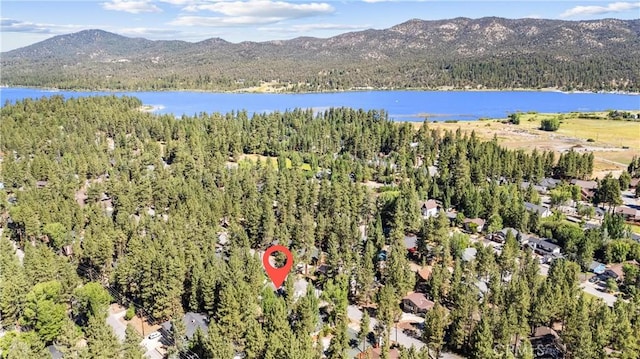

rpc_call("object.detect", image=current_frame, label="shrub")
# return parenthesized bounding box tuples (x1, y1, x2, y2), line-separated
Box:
(125, 305, 135, 321)
(540, 117, 560, 131)
(587, 138, 595, 142)
(508, 112, 521, 124)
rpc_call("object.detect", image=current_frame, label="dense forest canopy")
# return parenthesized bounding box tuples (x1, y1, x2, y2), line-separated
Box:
(0, 96, 639, 359)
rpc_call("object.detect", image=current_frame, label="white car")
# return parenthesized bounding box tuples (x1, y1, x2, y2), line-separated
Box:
(148, 332, 162, 340)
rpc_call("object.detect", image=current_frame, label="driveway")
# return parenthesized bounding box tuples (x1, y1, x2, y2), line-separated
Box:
(106, 306, 127, 342)
(141, 336, 164, 359)
(581, 281, 617, 307)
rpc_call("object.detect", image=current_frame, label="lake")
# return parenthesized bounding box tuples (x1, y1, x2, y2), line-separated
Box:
(1, 87, 638, 121)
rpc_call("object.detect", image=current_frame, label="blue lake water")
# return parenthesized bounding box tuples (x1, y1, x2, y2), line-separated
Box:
(1, 87, 638, 121)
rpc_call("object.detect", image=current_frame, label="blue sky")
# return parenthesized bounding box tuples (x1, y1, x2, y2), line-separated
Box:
(1, 0, 639, 51)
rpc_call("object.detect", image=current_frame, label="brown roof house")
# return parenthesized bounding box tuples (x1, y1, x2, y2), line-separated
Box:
(463, 218, 485, 233)
(415, 266, 433, 292)
(605, 261, 638, 282)
(570, 179, 598, 200)
(355, 347, 399, 359)
(401, 292, 434, 314)
(614, 206, 640, 222)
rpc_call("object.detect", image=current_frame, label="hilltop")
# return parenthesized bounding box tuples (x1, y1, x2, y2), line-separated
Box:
(2, 17, 639, 92)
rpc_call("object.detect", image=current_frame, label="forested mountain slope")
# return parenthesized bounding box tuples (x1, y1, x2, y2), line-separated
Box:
(1, 96, 639, 358)
(2, 17, 639, 91)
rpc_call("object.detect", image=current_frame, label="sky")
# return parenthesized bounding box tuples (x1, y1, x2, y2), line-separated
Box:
(1, 0, 639, 51)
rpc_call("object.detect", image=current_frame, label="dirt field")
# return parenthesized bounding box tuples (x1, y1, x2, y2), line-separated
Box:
(416, 112, 640, 179)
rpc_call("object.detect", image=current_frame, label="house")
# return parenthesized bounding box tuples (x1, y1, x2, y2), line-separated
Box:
(401, 292, 435, 314)
(530, 326, 565, 359)
(355, 347, 399, 359)
(570, 179, 598, 190)
(570, 179, 598, 200)
(416, 266, 432, 282)
(604, 261, 638, 282)
(488, 227, 519, 244)
(540, 177, 560, 190)
(524, 202, 552, 218)
(445, 210, 458, 222)
(421, 199, 439, 218)
(463, 218, 485, 233)
(160, 312, 209, 340)
(404, 235, 418, 251)
(62, 245, 74, 257)
(461, 247, 477, 262)
(528, 238, 561, 256)
(521, 181, 548, 194)
(588, 261, 606, 275)
(415, 266, 433, 291)
(615, 206, 640, 221)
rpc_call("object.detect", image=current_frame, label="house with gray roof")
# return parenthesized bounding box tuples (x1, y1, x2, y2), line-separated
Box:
(524, 202, 552, 218)
(160, 312, 209, 341)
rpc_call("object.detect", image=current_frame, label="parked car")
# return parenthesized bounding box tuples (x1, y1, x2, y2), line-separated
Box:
(148, 332, 161, 340)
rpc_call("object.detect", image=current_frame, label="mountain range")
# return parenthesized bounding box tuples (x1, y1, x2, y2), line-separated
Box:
(2, 17, 639, 92)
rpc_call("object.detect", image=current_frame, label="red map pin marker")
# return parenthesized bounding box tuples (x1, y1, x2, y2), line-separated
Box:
(262, 245, 293, 289)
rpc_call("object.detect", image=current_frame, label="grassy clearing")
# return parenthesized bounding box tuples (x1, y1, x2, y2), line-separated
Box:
(235, 153, 316, 172)
(517, 112, 640, 150)
(417, 111, 640, 178)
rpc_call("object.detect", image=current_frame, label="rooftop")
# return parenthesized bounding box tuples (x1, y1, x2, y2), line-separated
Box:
(402, 292, 435, 311)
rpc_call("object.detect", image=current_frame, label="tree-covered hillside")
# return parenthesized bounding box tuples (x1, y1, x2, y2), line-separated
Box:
(2, 17, 639, 92)
(0, 96, 639, 359)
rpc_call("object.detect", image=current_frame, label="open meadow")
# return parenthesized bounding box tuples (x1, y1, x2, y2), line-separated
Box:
(417, 111, 640, 178)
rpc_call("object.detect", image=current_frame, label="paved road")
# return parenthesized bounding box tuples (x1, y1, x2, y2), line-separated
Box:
(581, 281, 617, 307)
(106, 307, 127, 342)
(347, 305, 465, 359)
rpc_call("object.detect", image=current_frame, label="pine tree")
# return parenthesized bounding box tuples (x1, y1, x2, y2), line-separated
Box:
(85, 314, 121, 359)
(422, 302, 447, 358)
(123, 324, 145, 359)
(470, 317, 496, 359)
(358, 310, 371, 352)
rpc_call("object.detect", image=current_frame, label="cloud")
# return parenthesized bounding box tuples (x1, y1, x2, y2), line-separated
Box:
(184, 0, 334, 18)
(102, 0, 162, 14)
(259, 23, 370, 33)
(170, 15, 284, 26)
(362, 0, 427, 2)
(118, 27, 183, 36)
(172, 1, 334, 27)
(0, 18, 85, 34)
(560, 2, 640, 18)
(157, 0, 194, 4)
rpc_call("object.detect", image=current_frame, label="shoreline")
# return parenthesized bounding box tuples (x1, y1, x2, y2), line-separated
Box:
(2, 85, 639, 96)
